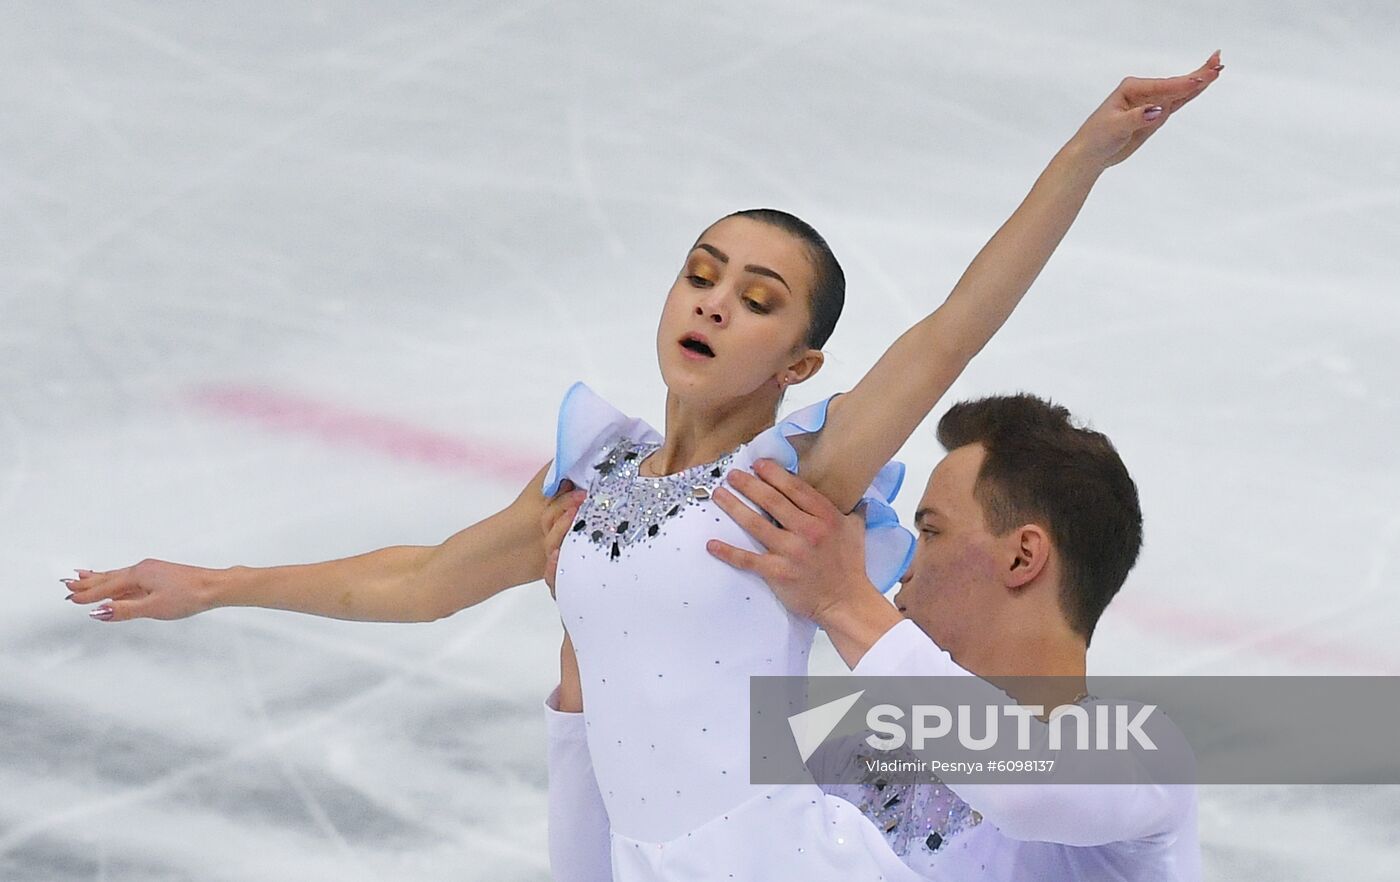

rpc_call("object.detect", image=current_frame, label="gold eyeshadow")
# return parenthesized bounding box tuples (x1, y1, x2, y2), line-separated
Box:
(684, 258, 784, 308)
(745, 287, 774, 308)
(687, 258, 717, 280)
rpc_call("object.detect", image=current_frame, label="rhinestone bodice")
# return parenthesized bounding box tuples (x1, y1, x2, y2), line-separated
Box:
(570, 438, 736, 560)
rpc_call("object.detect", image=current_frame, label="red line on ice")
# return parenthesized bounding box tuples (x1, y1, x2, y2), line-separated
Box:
(184, 383, 545, 484)
(1113, 596, 1399, 674)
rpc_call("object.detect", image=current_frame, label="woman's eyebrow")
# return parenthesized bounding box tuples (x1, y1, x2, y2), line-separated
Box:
(692, 243, 791, 293)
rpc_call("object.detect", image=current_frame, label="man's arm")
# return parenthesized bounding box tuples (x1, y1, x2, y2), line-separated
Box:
(708, 463, 1194, 846)
(850, 620, 1194, 846)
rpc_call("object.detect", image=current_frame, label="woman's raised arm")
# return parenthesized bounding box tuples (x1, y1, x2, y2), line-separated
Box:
(66, 462, 557, 623)
(803, 53, 1223, 511)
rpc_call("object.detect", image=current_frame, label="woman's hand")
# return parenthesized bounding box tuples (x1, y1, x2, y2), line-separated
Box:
(540, 479, 586, 599)
(540, 479, 587, 712)
(62, 560, 221, 622)
(1070, 50, 1224, 171)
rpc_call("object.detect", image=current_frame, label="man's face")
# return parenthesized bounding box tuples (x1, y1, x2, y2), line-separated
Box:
(895, 444, 1007, 655)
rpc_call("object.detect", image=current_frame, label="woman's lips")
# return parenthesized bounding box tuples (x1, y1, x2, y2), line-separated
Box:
(679, 335, 716, 359)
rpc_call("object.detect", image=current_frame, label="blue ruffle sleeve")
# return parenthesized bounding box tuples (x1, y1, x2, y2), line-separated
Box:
(735, 395, 915, 596)
(541, 381, 662, 497)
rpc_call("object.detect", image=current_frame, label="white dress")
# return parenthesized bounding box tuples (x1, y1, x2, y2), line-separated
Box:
(542, 381, 922, 881)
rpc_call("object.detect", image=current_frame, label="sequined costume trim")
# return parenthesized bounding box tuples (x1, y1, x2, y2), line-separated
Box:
(571, 438, 736, 560)
(540, 381, 914, 590)
(849, 746, 983, 856)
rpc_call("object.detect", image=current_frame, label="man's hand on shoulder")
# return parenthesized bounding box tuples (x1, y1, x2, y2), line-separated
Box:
(707, 459, 903, 666)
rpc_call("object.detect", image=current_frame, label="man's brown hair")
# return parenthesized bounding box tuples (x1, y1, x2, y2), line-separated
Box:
(936, 394, 1143, 645)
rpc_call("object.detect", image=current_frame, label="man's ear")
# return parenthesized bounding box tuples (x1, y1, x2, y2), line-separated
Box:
(1005, 524, 1051, 590)
(783, 348, 825, 386)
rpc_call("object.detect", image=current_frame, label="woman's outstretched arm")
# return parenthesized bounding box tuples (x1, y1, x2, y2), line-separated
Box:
(65, 462, 557, 623)
(804, 53, 1223, 511)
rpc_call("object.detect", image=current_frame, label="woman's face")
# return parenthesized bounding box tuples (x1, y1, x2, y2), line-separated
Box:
(656, 216, 822, 404)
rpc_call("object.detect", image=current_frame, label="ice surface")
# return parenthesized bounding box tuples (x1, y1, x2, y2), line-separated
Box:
(3, 1, 1398, 879)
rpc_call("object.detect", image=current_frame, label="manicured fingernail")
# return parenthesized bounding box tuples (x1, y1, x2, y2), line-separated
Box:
(1144, 106, 1163, 121)
(65, 593, 74, 601)
(1212, 63, 1224, 71)
(89, 607, 113, 621)
(60, 577, 76, 586)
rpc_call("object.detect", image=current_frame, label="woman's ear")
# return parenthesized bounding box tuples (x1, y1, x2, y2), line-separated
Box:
(783, 349, 825, 386)
(1005, 524, 1051, 590)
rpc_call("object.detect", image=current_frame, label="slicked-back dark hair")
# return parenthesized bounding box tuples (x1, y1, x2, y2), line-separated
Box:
(936, 394, 1143, 645)
(708, 208, 845, 349)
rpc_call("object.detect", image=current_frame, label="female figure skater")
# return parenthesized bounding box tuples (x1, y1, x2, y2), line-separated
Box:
(536, 55, 1221, 882)
(65, 53, 1221, 881)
